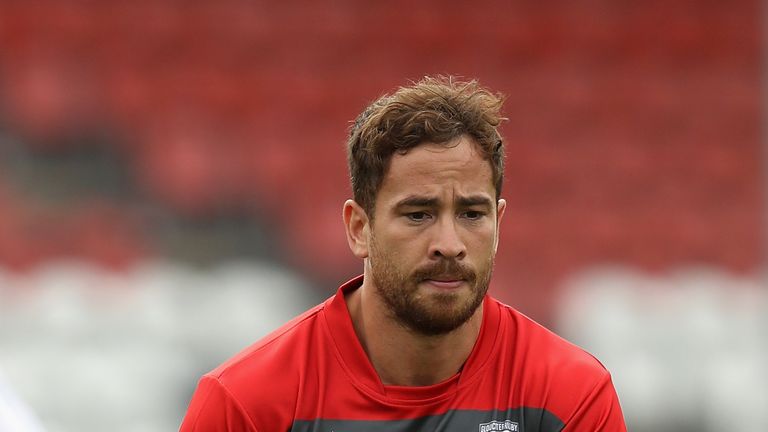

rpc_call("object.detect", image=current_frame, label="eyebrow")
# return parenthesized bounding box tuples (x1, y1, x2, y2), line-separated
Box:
(456, 195, 494, 208)
(394, 196, 440, 209)
(394, 194, 494, 209)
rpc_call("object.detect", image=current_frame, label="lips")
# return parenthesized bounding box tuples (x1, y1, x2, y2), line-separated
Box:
(423, 278, 465, 289)
(412, 260, 475, 288)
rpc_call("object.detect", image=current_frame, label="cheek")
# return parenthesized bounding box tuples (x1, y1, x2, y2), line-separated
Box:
(376, 235, 425, 273)
(467, 227, 498, 254)
(378, 224, 426, 249)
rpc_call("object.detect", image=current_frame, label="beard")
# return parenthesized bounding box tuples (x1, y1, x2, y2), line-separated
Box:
(368, 236, 494, 336)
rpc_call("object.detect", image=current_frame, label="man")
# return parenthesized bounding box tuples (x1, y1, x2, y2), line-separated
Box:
(180, 76, 627, 431)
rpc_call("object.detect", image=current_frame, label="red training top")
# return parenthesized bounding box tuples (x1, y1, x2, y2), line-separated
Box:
(180, 275, 627, 432)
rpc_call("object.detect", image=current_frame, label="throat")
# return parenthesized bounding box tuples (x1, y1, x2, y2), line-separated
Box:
(376, 337, 470, 386)
(345, 277, 485, 387)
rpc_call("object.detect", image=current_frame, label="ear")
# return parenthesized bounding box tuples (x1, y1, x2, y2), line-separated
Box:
(493, 198, 506, 253)
(343, 199, 371, 259)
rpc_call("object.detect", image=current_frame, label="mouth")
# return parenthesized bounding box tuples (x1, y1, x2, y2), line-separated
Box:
(422, 278, 465, 289)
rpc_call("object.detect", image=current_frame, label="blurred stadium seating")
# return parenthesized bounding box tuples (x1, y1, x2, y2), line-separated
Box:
(0, 0, 761, 298)
(559, 267, 768, 432)
(0, 261, 321, 432)
(0, 0, 764, 431)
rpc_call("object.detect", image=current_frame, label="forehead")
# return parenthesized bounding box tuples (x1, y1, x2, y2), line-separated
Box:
(377, 136, 495, 204)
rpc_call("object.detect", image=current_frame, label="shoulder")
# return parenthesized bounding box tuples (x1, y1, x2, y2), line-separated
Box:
(495, 298, 609, 379)
(492, 299, 625, 428)
(183, 300, 330, 430)
(493, 298, 614, 403)
(180, 288, 348, 431)
(211, 300, 326, 389)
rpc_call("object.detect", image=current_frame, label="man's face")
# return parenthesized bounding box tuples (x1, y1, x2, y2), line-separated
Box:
(366, 136, 505, 336)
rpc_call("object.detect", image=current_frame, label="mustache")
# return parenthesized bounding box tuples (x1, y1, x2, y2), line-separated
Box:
(411, 259, 476, 283)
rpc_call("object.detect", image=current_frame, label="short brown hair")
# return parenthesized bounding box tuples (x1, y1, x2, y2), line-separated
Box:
(347, 76, 505, 216)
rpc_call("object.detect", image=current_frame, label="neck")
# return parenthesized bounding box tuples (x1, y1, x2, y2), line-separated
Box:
(345, 280, 483, 387)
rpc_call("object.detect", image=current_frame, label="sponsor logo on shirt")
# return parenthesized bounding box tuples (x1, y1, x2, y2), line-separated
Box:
(479, 419, 520, 432)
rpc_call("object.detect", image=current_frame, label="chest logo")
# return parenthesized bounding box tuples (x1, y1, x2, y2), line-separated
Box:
(479, 420, 520, 432)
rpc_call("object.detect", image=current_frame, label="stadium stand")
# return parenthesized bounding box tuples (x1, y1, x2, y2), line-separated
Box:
(559, 267, 768, 432)
(0, 261, 320, 432)
(0, 0, 761, 297)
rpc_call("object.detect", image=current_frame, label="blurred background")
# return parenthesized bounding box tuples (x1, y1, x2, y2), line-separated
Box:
(0, 0, 765, 431)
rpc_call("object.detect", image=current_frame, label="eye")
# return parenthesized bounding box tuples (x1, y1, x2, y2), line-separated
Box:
(406, 212, 431, 222)
(462, 210, 485, 220)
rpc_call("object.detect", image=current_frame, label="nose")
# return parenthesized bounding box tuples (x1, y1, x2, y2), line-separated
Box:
(428, 218, 466, 260)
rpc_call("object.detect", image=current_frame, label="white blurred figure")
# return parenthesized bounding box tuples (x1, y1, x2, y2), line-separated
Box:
(0, 370, 46, 432)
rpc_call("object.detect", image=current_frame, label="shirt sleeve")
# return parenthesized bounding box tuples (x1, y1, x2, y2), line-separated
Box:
(179, 375, 259, 432)
(561, 371, 627, 432)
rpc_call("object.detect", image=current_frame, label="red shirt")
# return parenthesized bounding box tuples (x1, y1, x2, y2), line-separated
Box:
(180, 276, 627, 431)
